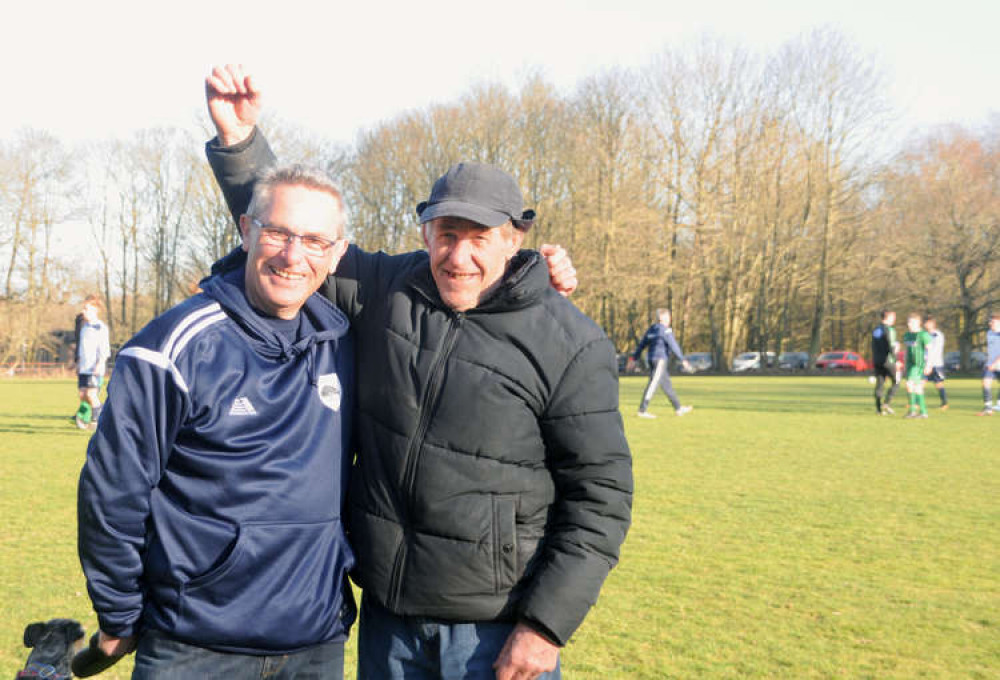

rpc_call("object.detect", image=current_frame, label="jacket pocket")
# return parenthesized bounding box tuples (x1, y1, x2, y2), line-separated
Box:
(492, 495, 517, 594)
(176, 519, 354, 652)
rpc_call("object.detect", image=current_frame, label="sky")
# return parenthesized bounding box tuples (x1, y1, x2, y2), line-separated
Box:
(4, 0, 998, 273)
(3, 0, 998, 147)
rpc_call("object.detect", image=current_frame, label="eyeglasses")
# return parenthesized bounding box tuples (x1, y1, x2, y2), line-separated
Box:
(251, 218, 340, 257)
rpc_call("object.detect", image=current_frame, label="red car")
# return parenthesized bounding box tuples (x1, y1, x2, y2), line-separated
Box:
(814, 350, 870, 372)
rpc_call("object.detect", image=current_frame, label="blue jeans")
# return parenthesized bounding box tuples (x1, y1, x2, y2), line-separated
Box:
(132, 629, 344, 679)
(357, 596, 561, 680)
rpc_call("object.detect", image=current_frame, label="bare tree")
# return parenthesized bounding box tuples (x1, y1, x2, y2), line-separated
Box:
(776, 28, 891, 359)
(0, 129, 77, 362)
(883, 126, 1000, 366)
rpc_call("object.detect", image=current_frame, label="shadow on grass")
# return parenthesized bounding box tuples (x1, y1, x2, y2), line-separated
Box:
(668, 385, 874, 414)
(0, 413, 76, 420)
(0, 424, 89, 437)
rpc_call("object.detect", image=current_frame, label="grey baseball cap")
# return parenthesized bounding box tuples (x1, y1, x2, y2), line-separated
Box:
(416, 161, 535, 230)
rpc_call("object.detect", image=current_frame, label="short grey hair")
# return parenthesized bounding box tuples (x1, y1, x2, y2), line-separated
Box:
(246, 164, 347, 236)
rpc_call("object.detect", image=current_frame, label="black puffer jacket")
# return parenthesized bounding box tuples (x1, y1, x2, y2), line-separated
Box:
(207, 129, 633, 645)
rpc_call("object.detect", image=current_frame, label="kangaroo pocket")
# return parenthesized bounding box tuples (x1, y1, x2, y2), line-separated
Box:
(175, 519, 354, 652)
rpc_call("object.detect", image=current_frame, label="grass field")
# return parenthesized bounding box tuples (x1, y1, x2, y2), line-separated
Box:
(1, 377, 997, 678)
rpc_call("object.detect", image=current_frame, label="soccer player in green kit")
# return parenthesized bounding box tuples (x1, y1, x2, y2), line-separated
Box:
(903, 312, 933, 418)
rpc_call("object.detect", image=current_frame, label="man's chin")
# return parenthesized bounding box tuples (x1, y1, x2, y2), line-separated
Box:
(438, 290, 477, 312)
(258, 289, 308, 316)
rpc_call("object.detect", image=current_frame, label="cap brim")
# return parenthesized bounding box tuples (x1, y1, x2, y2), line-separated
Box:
(417, 200, 511, 228)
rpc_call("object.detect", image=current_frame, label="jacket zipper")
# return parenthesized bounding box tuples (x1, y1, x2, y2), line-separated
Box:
(386, 312, 464, 610)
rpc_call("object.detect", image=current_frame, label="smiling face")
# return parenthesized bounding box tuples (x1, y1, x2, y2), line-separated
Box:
(240, 183, 347, 319)
(422, 216, 524, 312)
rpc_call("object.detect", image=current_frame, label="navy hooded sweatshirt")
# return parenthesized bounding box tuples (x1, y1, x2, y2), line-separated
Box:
(77, 268, 355, 654)
(632, 323, 686, 366)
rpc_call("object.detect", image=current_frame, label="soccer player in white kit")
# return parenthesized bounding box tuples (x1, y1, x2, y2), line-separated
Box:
(922, 316, 948, 410)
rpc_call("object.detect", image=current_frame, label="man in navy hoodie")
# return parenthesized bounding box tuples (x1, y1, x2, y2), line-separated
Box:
(628, 308, 693, 418)
(77, 165, 355, 678)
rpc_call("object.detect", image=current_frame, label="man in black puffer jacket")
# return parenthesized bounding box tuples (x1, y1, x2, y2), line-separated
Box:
(204, 65, 632, 680)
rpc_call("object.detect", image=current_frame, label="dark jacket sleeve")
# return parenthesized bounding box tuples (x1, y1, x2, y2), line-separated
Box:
(205, 127, 278, 224)
(77, 351, 188, 637)
(204, 127, 277, 281)
(323, 245, 386, 321)
(521, 334, 633, 645)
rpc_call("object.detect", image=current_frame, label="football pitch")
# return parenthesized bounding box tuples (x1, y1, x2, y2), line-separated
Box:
(1, 377, 996, 678)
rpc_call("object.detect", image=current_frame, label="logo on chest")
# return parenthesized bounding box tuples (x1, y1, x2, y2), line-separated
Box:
(228, 396, 257, 416)
(317, 373, 342, 412)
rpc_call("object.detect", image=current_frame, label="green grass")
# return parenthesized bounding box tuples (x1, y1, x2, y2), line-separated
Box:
(1, 377, 997, 678)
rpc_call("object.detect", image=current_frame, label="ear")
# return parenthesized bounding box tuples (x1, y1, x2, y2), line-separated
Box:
(24, 622, 45, 648)
(421, 223, 431, 249)
(65, 620, 86, 642)
(238, 215, 252, 252)
(327, 238, 350, 276)
(507, 226, 525, 255)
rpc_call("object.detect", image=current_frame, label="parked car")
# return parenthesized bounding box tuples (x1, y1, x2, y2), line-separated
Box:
(731, 351, 776, 372)
(684, 352, 714, 373)
(943, 350, 987, 371)
(814, 351, 869, 372)
(778, 351, 810, 370)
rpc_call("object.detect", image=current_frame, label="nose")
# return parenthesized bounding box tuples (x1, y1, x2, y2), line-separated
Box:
(275, 234, 308, 263)
(444, 237, 474, 266)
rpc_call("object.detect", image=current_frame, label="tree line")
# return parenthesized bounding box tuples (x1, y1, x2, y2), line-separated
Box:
(2, 28, 998, 369)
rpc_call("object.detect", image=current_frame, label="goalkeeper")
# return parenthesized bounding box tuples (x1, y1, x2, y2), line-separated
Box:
(870, 309, 899, 415)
